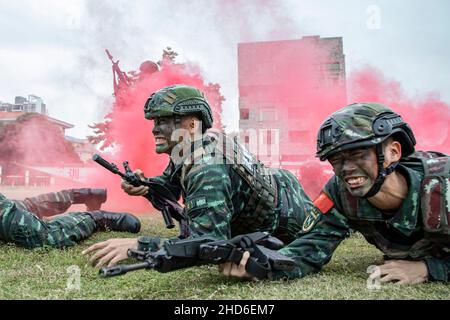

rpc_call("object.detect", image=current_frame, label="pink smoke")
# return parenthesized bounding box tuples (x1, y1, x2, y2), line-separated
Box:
(86, 60, 225, 213)
(349, 65, 450, 153)
(239, 40, 450, 199)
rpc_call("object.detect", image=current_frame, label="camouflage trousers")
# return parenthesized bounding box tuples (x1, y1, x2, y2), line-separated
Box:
(0, 190, 96, 249)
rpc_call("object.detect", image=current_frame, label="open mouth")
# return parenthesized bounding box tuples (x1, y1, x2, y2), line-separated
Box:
(344, 176, 368, 188)
(155, 137, 167, 145)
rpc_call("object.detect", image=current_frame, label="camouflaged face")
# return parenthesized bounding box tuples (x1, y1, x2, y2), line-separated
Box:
(314, 154, 450, 282)
(144, 84, 213, 128)
(317, 102, 409, 160)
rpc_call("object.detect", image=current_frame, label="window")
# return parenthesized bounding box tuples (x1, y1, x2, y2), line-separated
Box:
(240, 108, 249, 120)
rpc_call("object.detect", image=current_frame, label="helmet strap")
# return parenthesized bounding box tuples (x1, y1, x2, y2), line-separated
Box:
(363, 143, 399, 198)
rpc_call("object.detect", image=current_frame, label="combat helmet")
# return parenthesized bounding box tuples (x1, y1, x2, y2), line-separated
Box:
(144, 84, 213, 130)
(316, 102, 416, 197)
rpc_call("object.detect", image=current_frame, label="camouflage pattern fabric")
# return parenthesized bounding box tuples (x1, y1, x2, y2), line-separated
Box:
(144, 131, 344, 268)
(144, 84, 214, 129)
(0, 190, 96, 249)
(274, 155, 450, 282)
(13, 190, 74, 218)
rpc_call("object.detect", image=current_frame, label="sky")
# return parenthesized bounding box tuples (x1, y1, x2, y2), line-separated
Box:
(0, 0, 449, 138)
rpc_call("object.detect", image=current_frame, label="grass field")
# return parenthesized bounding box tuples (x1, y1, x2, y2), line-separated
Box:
(0, 215, 448, 300)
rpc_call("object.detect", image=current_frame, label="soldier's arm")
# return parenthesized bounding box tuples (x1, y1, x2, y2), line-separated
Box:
(424, 257, 450, 282)
(183, 163, 234, 240)
(270, 205, 350, 280)
(270, 178, 351, 280)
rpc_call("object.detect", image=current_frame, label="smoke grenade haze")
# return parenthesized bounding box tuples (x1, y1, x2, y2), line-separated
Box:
(1, 1, 448, 214)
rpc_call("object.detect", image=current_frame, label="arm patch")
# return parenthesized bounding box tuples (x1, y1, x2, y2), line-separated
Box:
(314, 192, 334, 214)
(185, 196, 208, 212)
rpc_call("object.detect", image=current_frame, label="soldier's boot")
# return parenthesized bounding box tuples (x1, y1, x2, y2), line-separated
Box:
(87, 210, 141, 233)
(71, 188, 107, 211)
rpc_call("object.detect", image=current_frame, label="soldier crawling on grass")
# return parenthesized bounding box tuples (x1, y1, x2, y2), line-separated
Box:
(222, 103, 450, 284)
(0, 188, 140, 249)
(82, 84, 346, 276)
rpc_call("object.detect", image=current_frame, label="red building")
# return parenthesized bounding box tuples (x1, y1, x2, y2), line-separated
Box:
(238, 35, 347, 177)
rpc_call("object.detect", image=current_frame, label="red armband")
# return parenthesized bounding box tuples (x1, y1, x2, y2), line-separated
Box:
(313, 192, 334, 214)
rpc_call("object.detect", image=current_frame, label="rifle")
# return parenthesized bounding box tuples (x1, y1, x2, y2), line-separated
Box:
(92, 154, 189, 238)
(99, 232, 295, 279)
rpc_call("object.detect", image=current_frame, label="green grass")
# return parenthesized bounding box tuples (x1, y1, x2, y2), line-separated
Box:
(0, 216, 448, 300)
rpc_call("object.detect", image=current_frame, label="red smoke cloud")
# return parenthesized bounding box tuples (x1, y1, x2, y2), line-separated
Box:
(92, 43, 450, 209)
(349, 66, 450, 153)
(238, 38, 347, 197)
(87, 60, 225, 213)
(4, 44, 448, 211)
(298, 65, 450, 197)
(239, 40, 450, 199)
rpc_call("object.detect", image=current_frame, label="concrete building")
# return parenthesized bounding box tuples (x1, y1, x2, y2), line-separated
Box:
(0, 95, 47, 114)
(238, 35, 347, 177)
(0, 112, 74, 135)
(0, 108, 97, 186)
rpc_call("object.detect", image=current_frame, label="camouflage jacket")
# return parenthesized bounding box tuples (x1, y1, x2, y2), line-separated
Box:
(150, 132, 294, 240)
(146, 132, 341, 261)
(275, 155, 450, 282)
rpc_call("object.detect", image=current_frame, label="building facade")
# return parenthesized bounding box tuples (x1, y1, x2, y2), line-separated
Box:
(238, 35, 347, 177)
(0, 96, 97, 186)
(0, 95, 47, 114)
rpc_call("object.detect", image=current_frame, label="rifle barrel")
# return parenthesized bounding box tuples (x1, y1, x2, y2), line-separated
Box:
(99, 261, 153, 278)
(92, 154, 124, 177)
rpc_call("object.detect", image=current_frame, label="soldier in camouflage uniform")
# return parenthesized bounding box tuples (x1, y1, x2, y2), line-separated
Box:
(0, 188, 141, 249)
(84, 85, 343, 271)
(228, 103, 449, 283)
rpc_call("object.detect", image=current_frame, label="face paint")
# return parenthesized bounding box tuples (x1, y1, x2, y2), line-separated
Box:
(152, 117, 179, 154)
(328, 147, 379, 197)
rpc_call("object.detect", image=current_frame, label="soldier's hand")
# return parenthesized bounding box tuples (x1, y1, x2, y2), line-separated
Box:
(82, 238, 138, 268)
(120, 169, 149, 196)
(369, 260, 428, 285)
(218, 251, 258, 281)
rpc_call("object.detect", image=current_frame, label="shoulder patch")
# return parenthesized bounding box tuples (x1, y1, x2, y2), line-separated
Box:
(313, 192, 334, 214)
(185, 196, 208, 212)
(302, 209, 320, 232)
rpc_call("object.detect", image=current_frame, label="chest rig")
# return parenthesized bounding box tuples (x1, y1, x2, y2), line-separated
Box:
(229, 134, 278, 230)
(179, 130, 278, 229)
(403, 151, 450, 236)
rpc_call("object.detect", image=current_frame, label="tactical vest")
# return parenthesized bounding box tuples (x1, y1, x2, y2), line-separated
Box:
(179, 130, 278, 228)
(402, 151, 450, 236)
